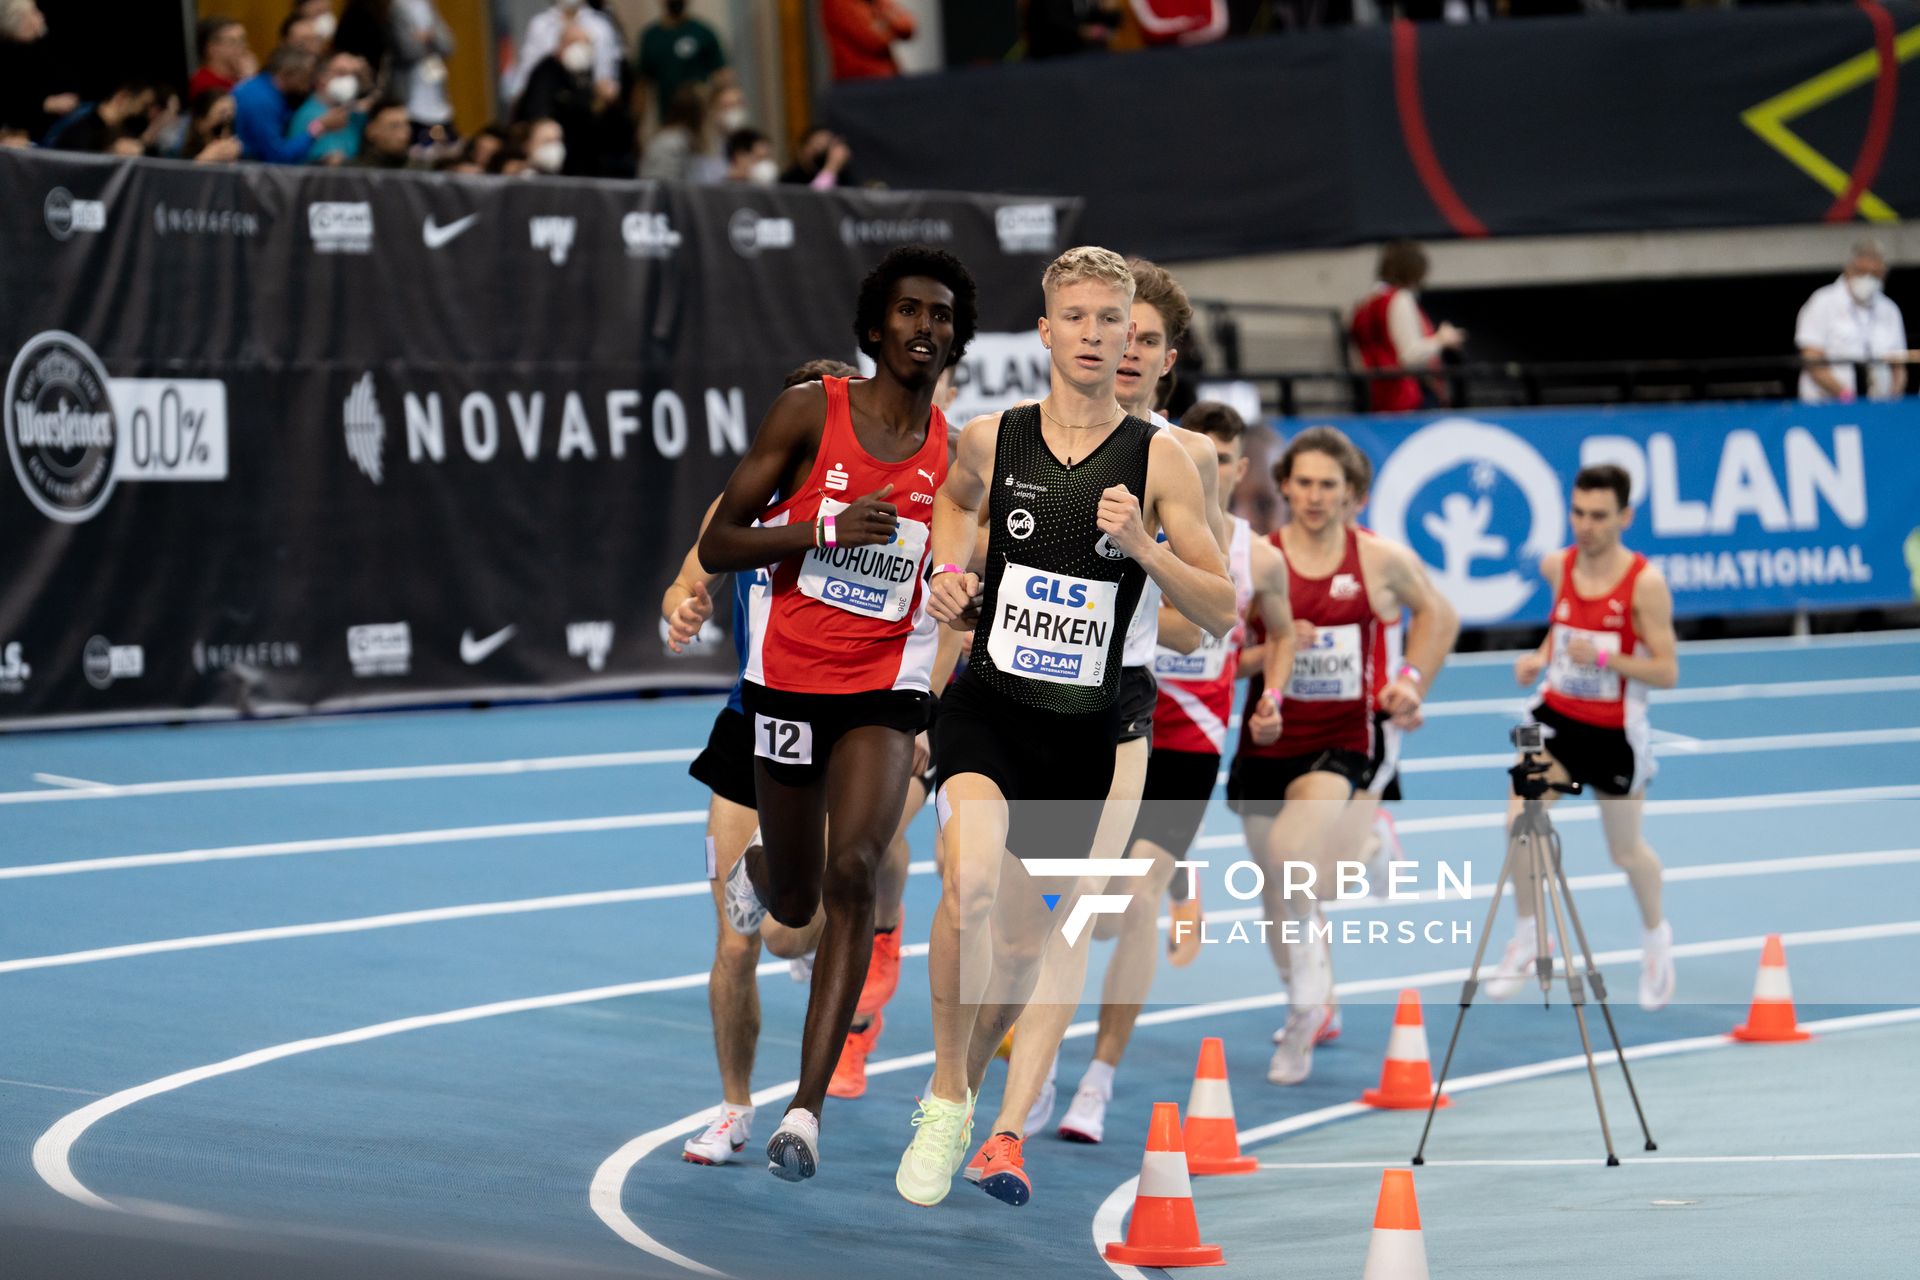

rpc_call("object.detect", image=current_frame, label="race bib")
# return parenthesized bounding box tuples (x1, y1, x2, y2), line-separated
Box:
(1152, 623, 1237, 683)
(987, 562, 1121, 687)
(1286, 623, 1363, 701)
(1546, 625, 1622, 701)
(796, 499, 928, 623)
(753, 713, 813, 765)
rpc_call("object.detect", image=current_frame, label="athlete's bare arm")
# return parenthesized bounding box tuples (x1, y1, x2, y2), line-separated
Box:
(1169, 424, 1231, 551)
(927, 412, 998, 628)
(1105, 432, 1236, 638)
(1364, 537, 1459, 726)
(1608, 566, 1678, 689)
(1155, 604, 1202, 655)
(662, 495, 726, 653)
(1515, 551, 1563, 684)
(698, 382, 899, 572)
(1245, 535, 1294, 745)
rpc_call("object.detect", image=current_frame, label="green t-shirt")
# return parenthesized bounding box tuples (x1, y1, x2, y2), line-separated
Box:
(637, 18, 726, 115)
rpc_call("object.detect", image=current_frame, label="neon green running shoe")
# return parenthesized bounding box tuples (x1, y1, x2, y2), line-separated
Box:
(895, 1088, 974, 1207)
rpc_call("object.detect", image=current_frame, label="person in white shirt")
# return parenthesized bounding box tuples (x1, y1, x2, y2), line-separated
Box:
(509, 0, 621, 109)
(1795, 240, 1907, 404)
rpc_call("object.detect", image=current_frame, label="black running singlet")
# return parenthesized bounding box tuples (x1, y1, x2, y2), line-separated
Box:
(966, 404, 1152, 714)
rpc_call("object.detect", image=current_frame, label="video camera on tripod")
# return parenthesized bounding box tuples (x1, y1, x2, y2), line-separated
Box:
(1508, 721, 1580, 803)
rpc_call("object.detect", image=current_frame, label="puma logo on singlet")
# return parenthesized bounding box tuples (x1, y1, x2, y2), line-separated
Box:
(916, 467, 936, 485)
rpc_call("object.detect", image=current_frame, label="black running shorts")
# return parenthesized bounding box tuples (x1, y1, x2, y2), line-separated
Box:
(740, 682, 930, 788)
(1116, 665, 1159, 746)
(1226, 746, 1377, 817)
(1128, 748, 1220, 860)
(1530, 703, 1644, 797)
(689, 706, 757, 810)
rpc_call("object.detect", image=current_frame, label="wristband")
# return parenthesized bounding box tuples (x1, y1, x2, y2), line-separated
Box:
(822, 515, 838, 548)
(813, 516, 823, 550)
(931, 563, 963, 579)
(1594, 649, 1609, 670)
(1397, 663, 1424, 687)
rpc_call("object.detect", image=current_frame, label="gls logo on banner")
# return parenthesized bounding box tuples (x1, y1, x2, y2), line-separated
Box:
(729, 209, 794, 258)
(1017, 858, 1155, 945)
(0, 642, 30, 695)
(623, 211, 682, 259)
(530, 215, 576, 265)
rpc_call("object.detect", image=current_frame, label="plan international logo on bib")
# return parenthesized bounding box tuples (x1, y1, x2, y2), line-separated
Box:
(1013, 645, 1081, 678)
(823, 577, 890, 612)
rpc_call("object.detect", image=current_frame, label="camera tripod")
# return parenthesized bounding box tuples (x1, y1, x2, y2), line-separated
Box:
(1412, 749, 1657, 1167)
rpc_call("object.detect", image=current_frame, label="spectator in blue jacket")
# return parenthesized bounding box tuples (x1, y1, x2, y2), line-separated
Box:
(233, 44, 347, 163)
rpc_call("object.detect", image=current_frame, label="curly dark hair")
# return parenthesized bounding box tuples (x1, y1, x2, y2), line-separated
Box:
(853, 245, 978, 368)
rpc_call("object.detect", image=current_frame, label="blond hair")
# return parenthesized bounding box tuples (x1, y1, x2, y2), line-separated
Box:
(1042, 245, 1136, 306)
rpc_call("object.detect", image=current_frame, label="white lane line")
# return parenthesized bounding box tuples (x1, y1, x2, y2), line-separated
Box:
(1422, 674, 1920, 718)
(0, 1076, 107, 1098)
(1192, 782, 1920, 851)
(1254, 1153, 1920, 1169)
(1398, 725, 1920, 774)
(0, 811, 708, 881)
(31, 773, 107, 789)
(8, 842, 1910, 979)
(1092, 1004, 1920, 1280)
(0, 748, 701, 806)
(597, 921, 1920, 1278)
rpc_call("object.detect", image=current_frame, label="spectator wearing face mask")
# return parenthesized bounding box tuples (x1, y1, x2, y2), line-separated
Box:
(0, 0, 82, 141)
(233, 45, 350, 163)
(189, 17, 257, 101)
(290, 51, 372, 163)
(511, 0, 620, 113)
(635, 0, 726, 123)
(522, 117, 568, 176)
(43, 81, 164, 153)
(353, 99, 417, 168)
(1797, 241, 1908, 404)
(281, 12, 329, 57)
(388, 0, 455, 141)
(722, 127, 775, 185)
(781, 126, 854, 190)
(514, 26, 614, 176)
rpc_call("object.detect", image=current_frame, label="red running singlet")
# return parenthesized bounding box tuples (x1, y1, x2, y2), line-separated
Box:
(1538, 547, 1649, 731)
(1241, 526, 1380, 759)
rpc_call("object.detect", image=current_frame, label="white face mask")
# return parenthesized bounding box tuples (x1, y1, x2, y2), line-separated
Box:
(325, 75, 359, 106)
(1848, 273, 1883, 305)
(716, 106, 749, 133)
(560, 41, 593, 74)
(748, 157, 778, 186)
(311, 12, 338, 42)
(530, 139, 567, 173)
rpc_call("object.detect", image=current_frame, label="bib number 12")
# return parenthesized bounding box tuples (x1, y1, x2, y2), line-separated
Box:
(754, 714, 814, 765)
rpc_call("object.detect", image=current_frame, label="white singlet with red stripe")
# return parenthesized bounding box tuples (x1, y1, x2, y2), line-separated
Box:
(1537, 547, 1651, 732)
(1120, 412, 1175, 669)
(1150, 515, 1252, 754)
(744, 376, 947, 695)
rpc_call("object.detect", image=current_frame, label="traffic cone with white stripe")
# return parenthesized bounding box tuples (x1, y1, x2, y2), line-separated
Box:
(1104, 1102, 1225, 1268)
(1731, 934, 1812, 1042)
(1360, 990, 1451, 1110)
(1183, 1037, 1257, 1175)
(1361, 1169, 1429, 1280)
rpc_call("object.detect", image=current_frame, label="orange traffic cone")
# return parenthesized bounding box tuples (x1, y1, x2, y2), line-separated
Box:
(1360, 991, 1451, 1110)
(1731, 934, 1812, 1042)
(1183, 1037, 1258, 1176)
(1104, 1103, 1225, 1268)
(1361, 1169, 1430, 1280)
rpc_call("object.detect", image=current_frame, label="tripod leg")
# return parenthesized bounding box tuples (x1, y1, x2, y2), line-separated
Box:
(1542, 833, 1620, 1166)
(1413, 814, 1521, 1166)
(1547, 826, 1659, 1152)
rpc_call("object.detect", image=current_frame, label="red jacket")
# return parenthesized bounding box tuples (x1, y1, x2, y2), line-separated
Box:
(823, 0, 915, 80)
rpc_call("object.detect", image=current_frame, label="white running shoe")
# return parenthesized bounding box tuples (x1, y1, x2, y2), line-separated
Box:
(1023, 1078, 1057, 1137)
(682, 1104, 753, 1165)
(1365, 810, 1405, 899)
(1267, 1004, 1331, 1085)
(1639, 919, 1676, 1011)
(1056, 1082, 1109, 1144)
(1484, 930, 1555, 1001)
(789, 951, 815, 984)
(723, 833, 768, 935)
(766, 1107, 820, 1182)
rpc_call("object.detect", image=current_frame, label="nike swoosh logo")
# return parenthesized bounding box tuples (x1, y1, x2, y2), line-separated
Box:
(422, 213, 479, 249)
(459, 625, 515, 664)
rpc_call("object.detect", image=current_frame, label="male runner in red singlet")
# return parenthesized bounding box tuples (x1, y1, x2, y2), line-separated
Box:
(699, 246, 978, 1181)
(1227, 426, 1458, 1086)
(1486, 463, 1678, 1010)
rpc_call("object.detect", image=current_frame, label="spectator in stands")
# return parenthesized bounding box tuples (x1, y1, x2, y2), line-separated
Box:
(462, 123, 507, 171)
(334, 0, 392, 76)
(523, 117, 567, 175)
(1132, 0, 1228, 46)
(233, 45, 349, 163)
(511, 0, 620, 113)
(281, 11, 330, 57)
(1025, 0, 1122, 58)
(636, 0, 727, 123)
(1350, 238, 1465, 412)
(823, 0, 916, 80)
(189, 17, 257, 101)
(514, 21, 635, 176)
(43, 81, 163, 154)
(1, 125, 28, 148)
(1796, 240, 1908, 404)
(0, 1, 81, 141)
(781, 126, 854, 189)
(182, 89, 243, 163)
(353, 99, 416, 168)
(638, 81, 706, 182)
(293, 0, 340, 42)
(290, 50, 372, 163)
(388, 0, 456, 143)
(723, 127, 776, 184)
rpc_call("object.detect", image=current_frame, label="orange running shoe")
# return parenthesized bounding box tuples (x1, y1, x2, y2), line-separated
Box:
(827, 1014, 884, 1100)
(969, 1131, 1031, 1206)
(856, 927, 902, 1019)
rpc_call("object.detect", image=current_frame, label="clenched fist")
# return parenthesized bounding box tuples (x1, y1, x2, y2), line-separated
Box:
(929, 569, 981, 630)
(1096, 484, 1152, 560)
(834, 484, 900, 548)
(1248, 688, 1283, 745)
